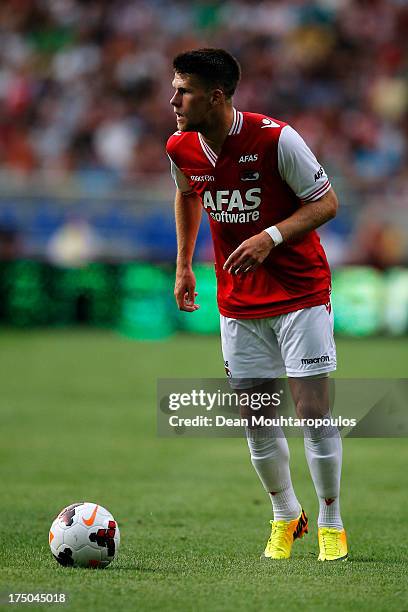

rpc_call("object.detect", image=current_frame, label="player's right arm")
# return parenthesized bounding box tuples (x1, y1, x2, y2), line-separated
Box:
(174, 187, 202, 312)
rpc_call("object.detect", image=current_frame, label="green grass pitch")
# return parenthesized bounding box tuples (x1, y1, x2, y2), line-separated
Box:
(1, 331, 407, 611)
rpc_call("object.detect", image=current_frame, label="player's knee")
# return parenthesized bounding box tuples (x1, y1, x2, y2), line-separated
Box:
(295, 398, 325, 419)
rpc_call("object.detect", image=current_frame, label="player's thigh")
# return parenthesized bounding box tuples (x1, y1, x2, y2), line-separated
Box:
(220, 315, 285, 389)
(274, 304, 336, 378)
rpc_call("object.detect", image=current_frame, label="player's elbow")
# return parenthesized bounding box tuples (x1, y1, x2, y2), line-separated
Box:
(330, 194, 339, 219)
(324, 189, 339, 220)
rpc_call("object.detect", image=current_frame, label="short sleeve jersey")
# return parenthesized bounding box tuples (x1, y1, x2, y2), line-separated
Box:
(166, 110, 332, 319)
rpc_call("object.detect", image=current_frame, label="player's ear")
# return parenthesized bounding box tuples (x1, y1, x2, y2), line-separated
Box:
(210, 89, 225, 106)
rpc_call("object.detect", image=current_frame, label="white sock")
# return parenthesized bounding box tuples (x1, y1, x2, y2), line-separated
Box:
(246, 426, 301, 521)
(303, 415, 343, 530)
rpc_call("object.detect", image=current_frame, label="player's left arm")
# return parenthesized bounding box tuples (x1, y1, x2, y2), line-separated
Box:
(224, 126, 338, 275)
(274, 187, 338, 242)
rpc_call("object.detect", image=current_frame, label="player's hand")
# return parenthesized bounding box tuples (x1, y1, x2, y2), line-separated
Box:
(174, 266, 200, 312)
(223, 231, 275, 275)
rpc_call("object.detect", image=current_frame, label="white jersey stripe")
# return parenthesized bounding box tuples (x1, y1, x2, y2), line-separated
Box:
(203, 140, 217, 164)
(235, 111, 243, 134)
(198, 133, 217, 166)
(228, 108, 238, 135)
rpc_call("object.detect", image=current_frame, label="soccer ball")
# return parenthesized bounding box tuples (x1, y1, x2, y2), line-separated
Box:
(49, 502, 120, 568)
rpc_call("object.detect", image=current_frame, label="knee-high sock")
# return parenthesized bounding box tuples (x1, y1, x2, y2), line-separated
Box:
(303, 416, 343, 529)
(246, 427, 301, 521)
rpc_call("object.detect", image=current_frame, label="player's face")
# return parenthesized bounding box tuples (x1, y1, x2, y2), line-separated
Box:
(170, 73, 213, 132)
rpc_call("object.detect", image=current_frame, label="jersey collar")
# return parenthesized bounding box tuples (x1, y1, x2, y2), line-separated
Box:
(228, 108, 244, 135)
(198, 108, 243, 167)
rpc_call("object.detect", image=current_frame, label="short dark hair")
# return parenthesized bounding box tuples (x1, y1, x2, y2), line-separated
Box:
(173, 48, 241, 99)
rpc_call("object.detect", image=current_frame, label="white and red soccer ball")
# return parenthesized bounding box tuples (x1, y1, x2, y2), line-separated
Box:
(49, 502, 120, 568)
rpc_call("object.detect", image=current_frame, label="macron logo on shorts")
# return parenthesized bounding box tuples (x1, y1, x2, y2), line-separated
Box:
(301, 355, 330, 365)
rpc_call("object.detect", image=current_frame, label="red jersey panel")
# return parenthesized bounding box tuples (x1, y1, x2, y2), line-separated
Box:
(166, 111, 331, 319)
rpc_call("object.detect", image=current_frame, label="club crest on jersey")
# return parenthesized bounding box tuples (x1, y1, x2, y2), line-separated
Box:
(241, 170, 260, 181)
(239, 154, 258, 163)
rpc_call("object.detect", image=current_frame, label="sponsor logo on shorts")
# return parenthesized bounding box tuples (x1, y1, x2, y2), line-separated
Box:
(301, 355, 330, 365)
(224, 360, 231, 377)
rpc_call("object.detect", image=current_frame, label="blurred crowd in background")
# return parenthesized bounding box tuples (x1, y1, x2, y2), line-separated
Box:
(0, 0, 407, 266)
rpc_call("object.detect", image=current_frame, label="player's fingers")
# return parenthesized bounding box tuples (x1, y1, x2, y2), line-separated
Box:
(223, 245, 245, 271)
(242, 259, 261, 273)
(174, 288, 189, 310)
(178, 294, 200, 312)
(183, 290, 200, 311)
(174, 291, 183, 309)
(179, 304, 200, 312)
(234, 262, 252, 275)
(227, 251, 249, 274)
(186, 287, 196, 305)
(230, 260, 246, 274)
(234, 256, 256, 275)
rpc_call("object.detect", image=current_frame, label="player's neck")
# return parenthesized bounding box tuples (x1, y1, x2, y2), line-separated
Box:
(200, 105, 235, 155)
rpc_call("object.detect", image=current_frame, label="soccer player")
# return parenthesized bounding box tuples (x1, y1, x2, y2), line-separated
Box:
(166, 48, 348, 561)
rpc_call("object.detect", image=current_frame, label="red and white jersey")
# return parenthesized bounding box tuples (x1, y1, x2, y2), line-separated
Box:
(166, 109, 332, 319)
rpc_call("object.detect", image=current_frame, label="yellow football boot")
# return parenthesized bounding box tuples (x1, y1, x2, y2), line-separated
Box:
(262, 509, 308, 560)
(318, 527, 348, 561)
